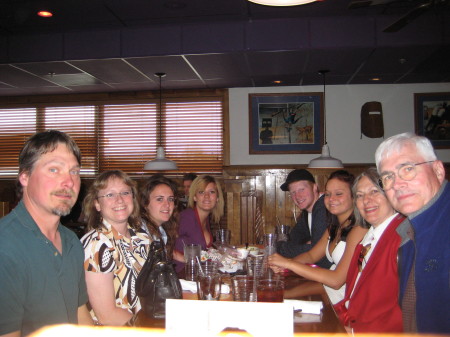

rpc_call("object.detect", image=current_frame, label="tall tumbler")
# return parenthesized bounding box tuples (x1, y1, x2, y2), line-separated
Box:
(246, 255, 265, 278)
(184, 243, 201, 281)
(263, 233, 278, 256)
(263, 233, 277, 277)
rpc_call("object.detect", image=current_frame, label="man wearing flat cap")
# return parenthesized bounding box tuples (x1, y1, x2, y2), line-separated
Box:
(277, 169, 331, 268)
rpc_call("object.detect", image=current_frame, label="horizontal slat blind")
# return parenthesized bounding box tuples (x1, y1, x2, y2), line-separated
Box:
(0, 108, 36, 176)
(166, 100, 223, 173)
(100, 104, 157, 173)
(0, 91, 224, 177)
(43, 106, 97, 175)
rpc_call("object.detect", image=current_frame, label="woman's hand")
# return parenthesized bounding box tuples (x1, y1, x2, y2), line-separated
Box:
(268, 253, 291, 272)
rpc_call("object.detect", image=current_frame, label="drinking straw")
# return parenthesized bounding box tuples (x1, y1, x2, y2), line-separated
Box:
(196, 256, 204, 275)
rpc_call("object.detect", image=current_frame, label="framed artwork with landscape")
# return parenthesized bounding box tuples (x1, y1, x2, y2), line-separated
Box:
(415, 92, 450, 149)
(249, 93, 324, 154)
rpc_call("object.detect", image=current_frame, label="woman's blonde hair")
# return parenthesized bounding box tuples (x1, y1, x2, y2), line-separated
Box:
(188, 175, 224, 224)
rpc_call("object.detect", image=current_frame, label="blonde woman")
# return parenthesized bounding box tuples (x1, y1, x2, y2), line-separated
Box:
(173, 175, 224, 272)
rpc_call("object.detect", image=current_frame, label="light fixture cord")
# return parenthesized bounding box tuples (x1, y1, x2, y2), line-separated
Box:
(322, 71, 327, 145)
(158, 74, 162, 147)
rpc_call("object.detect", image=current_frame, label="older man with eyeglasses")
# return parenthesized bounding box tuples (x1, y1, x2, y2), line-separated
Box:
(375, 132, 449, 334)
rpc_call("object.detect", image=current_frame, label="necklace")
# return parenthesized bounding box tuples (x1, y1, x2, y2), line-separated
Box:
(334, 217, 351, 245)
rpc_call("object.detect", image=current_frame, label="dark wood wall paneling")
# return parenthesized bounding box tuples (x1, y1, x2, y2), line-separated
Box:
(1, 164, 450, 245)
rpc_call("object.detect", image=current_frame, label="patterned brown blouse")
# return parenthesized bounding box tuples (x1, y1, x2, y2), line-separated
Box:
(81, 220, 151, 319)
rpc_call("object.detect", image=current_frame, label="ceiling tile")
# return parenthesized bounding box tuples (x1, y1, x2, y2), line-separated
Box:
(246, 18, 309, 51)
(126, 56, 197, 81)
(246, 51, 307, 77)
(15, 62, 82, 76)
(0, 65, 54, 87)
(305, 48, 373, 76)
(185, 53, 249, 79)
(70, 59, 150, 84)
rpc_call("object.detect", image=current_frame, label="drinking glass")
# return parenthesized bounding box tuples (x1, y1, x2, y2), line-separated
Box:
(184, 244, 201, 281)
(184, 243, 201, 261)
(231, 275, 257, 302)
(196, 272, 222, 301)
(263, 233, 277, 256)
(200, 260, 219, 275)
(256, 278, 284, 303)
(246, 255, 264, 278)
(276, 225, 291, 242)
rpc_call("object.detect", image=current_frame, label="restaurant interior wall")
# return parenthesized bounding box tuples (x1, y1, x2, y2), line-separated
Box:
(2, 82, 450, 244)
(229, 82, 450, 165)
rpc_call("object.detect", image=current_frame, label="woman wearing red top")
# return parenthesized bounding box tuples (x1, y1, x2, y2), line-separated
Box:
(334, 167, 404, 333)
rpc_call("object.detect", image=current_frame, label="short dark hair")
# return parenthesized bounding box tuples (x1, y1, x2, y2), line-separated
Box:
(19, 130, 81, 175)
(182, 173, 197, 182)
(17, 130, 81, 197)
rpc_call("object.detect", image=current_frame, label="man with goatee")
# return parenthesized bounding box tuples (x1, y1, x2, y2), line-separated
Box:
(0, 130, 92, 337)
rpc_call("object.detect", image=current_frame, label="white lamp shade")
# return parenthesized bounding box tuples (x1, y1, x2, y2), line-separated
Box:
(144, 146, 178, 170)
(308, 144, 344, 169)
(248, 0, 318, 6)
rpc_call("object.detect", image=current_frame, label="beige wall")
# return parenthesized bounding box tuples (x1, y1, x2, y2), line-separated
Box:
(229, 82, 450, 166)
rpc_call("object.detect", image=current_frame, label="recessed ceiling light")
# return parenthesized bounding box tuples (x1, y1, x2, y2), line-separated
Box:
(370, 77, 381, 81)
(273, 80, 282, 84)
(37, 11, 53, 18)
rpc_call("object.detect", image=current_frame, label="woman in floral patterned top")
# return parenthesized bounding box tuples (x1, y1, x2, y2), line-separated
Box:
(81, 170, 151, 326)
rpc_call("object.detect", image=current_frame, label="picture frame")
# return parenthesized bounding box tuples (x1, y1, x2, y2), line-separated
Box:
(249, 93, 324, 154)
(414, 92, 450, 149)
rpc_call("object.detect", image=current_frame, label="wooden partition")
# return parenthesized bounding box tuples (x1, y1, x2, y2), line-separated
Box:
(221, 165, 368, 245)
(1, 163, 449, 245)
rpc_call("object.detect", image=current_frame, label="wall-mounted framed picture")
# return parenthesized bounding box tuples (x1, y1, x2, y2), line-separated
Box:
(249, 93, 324, 154)
(414, 92, 450, 149)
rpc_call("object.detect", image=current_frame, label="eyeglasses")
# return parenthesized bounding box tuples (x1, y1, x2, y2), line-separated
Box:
(379, 161, 434, 190)
(97, 191, 133, 200)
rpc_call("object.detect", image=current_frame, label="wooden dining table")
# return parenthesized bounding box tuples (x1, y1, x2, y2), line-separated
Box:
(135, 272, 346, 334)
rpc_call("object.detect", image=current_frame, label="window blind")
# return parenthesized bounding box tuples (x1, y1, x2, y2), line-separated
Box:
(0, 108, 36, 176)
(165, 101, 223, 173)
(100, 103, 157, 173)
(0, 92, 224, 177)
(44, 106, 97, 175)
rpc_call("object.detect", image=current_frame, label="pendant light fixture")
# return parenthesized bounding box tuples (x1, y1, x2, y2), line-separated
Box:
(144, 72, 178, 171)
(308, 70, 344, 169)
(247, 0, 318, 6)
